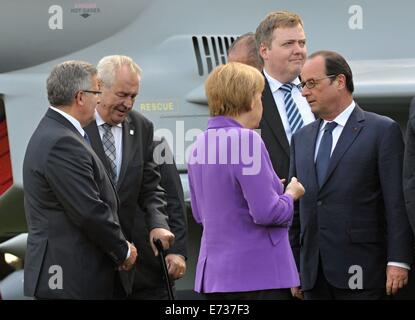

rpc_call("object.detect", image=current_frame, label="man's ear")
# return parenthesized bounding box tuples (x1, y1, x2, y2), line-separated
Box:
(75, 91, 85, 106)
(258, 43, 268, 60)
(336, 74, 346, 90)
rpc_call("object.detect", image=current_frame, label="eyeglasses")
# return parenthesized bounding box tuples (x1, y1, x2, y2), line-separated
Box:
(81, 90, 102, 96)
(300, 75, 337, 89)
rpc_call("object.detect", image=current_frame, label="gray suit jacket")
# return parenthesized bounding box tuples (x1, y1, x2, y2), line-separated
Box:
(85, 110, 171, 295)
(23, 109, 128, 299)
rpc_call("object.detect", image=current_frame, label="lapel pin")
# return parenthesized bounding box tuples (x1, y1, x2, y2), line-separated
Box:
(129, 130, 134, 135)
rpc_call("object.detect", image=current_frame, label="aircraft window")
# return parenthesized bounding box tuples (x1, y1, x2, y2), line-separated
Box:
(210, 37, 220, 66)
(192, 37, 204, 76)
(224, 37, 231, 53)
(192, 36, 237, 76)
(202, 37, 213, 73)
(217, 37, 226, 64)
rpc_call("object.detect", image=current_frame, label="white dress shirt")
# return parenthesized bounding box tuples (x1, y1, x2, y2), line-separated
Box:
(314, 101, 356, 161)
(264, 69, 315, 144)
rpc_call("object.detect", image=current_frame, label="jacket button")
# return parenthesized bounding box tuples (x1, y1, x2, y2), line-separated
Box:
(317, 200, 323, 206)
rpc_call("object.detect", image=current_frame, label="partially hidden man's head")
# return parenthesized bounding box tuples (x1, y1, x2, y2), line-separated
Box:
(255, 11, 306, 83)
(97, 55, 142, 125)
(47, 60, 100, 127)
(227, 32, 263, 71)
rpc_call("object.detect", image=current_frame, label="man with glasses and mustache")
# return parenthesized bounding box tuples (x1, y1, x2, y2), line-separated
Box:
(84, 55, 184, 299)
(23, 60, 137, 299)
(289, 50, 413, 299)
(255, 11, 315, 182)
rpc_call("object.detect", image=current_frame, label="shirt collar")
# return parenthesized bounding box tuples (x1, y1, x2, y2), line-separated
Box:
(320, 101, 356, 132)
(50, 106, 85, 137)
(263, 69, 301, 93)
(95, 110, 122, 128)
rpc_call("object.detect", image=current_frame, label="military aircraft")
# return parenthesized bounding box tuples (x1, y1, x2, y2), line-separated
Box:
(1, 0, 415, 299)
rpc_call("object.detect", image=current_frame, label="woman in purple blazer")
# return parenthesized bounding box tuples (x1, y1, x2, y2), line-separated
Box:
(187, 62, 305, 300)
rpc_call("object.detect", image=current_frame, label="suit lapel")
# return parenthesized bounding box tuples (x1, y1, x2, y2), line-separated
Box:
(307, 120, 321, 189)
(117, 116, 136, 189)
(84, 121, 112, 174)
(262, 75, 290, 157)
(320, 106, 365, 189)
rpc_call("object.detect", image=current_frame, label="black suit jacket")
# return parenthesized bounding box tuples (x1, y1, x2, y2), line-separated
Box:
(290, 105, 413, 291)
(259, 75, 291, 180)
(85, 110, 178, 295)
(404, 98, 415, 234)
(23, 109, 128, 299)
(131, 137, 187, 296)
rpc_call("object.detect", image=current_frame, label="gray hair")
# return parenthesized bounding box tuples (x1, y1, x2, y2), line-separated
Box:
(97, 55, 142, 88)
(47, 60, 97, 107)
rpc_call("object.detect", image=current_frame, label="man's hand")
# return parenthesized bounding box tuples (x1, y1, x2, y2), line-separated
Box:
(119, 241, 137, 271)
(291, 287, 304, 300)
(386, 265, 408, 295)
(149, 228, 175, 256)
(166, 254, 186, 280)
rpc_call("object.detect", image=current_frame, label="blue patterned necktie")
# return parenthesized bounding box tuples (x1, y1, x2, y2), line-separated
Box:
(280, 83, 304, 134)
(316, 121, 338, 187)
(101, 123, 117, 183)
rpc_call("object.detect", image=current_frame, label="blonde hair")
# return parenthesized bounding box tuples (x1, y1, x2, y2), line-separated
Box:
(205, 62, 264, 117)
(255, 11, 304, 49)
(97, 55, 142, 88)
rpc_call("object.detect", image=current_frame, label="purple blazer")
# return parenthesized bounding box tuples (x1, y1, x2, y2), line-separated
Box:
(188, 116, 299, 293)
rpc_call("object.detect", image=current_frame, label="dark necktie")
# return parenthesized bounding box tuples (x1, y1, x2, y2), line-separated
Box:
(83, 132, 91, 145)
(101, 123, 117, 183)
(280, 83, 304, 134)
(316, 121, 338, 187)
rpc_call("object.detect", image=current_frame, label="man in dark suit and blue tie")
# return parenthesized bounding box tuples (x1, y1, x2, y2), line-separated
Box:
(255, 11, 315, 180)
(23, 61, 137, 299)
(290, 50, 413, 299)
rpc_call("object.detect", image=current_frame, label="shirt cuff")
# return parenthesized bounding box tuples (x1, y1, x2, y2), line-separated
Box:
(125, 242, 131, 260)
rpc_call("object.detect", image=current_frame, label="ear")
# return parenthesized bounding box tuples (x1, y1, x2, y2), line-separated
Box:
(75, 91, 85, 106)
(258, 43, 268, 60)
(249, 97, 255, 111)
(336, 74, 346, 90)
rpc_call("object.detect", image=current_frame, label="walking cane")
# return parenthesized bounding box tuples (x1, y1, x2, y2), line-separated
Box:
(153, 238, 175, 300)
